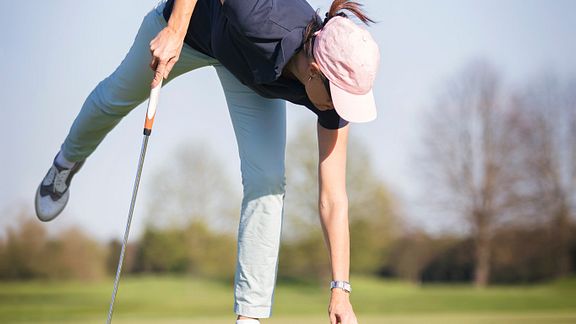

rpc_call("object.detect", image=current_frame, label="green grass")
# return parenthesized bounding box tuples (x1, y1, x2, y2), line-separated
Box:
(1, 275, 576, 323)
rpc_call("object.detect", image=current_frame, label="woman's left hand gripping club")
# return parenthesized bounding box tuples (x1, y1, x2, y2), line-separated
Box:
(149, 25, 184, 88)
(149, 0, 198, 88)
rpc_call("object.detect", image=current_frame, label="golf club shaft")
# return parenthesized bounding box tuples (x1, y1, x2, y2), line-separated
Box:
(107, 81, 162, 323)
(106, 135, 148, 324)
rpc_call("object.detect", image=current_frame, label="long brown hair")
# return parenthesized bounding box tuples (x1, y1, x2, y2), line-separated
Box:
(303, 0, 375, 57)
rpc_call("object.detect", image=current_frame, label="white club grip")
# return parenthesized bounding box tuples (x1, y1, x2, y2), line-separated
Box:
(144, 80, 163, 135)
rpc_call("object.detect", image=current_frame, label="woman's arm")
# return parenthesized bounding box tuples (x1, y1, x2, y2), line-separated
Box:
(149, 0, 198, 88)
(317, 123, 358, 324)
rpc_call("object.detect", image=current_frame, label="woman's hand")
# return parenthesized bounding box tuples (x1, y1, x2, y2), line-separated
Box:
(328, 289, 358, 324)
(149, 0, 197, 88)
(149, 26, 184, 88)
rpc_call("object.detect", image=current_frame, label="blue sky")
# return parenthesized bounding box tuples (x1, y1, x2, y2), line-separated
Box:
(1, 0, 576, 240)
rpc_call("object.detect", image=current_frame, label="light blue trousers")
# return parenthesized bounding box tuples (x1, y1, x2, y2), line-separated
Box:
(61, 2, 285, 318)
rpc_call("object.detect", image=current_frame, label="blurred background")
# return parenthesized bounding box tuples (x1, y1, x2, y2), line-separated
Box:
(1, 0, 575, 323)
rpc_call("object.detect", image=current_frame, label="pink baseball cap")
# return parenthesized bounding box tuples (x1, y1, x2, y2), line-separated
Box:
(313, 16, 380, 123)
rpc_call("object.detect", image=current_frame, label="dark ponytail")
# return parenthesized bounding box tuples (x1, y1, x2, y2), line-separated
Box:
(303, 0, 374, 57)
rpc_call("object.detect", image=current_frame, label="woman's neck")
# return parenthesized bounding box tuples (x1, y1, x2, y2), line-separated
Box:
(282, 50, 309, 84)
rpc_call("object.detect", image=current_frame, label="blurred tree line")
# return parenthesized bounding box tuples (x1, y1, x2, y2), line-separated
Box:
(1, 60, 575, 286)
(0, 211, 106, 280)
(413, 61, 576, 287)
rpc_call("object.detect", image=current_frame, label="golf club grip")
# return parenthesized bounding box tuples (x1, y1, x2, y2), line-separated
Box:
(143, 80, 163, 135)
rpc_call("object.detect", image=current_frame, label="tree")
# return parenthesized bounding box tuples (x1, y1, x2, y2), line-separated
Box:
(145, 143, 239, 233)
(135, 226, 190, 273)
(134, 143, 238, 277)
(0, 216, 48, 279)
(0, 209, 106, 281)
(513, 75, 576, 276)
(386, 230, 461, 283)
(419, 61, 518, 287)
(134, 221, 236, 278)
(47, 228, 107, 280)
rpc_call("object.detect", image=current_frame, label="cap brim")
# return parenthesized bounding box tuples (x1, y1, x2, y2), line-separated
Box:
(330, 83, 377, 123)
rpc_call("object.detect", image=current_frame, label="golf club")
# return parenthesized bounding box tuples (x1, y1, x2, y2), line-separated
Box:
(106, 79, 163, 324)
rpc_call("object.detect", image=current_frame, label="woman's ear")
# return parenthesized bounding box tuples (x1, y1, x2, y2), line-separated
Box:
(309, 62, 323, 78)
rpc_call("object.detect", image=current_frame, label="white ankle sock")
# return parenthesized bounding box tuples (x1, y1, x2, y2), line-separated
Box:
(236, 320, 259, 324)
(55, 151, 75, 169)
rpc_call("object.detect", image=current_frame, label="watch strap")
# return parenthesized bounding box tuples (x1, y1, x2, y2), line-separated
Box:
(330, 280, 352, 293)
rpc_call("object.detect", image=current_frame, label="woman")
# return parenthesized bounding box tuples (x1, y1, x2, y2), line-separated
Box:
(35, 0, 380, 323)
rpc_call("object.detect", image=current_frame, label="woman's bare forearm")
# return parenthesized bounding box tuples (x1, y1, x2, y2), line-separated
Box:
(168, 0, 198, 37)
(317, 124, 356, 324)
(319, 196, 350, 282)
(317, 124, 350, 283)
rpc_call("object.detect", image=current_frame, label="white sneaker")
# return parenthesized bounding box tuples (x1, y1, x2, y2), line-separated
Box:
(236, 319, 260, 324)
(35, 156, 84, 222)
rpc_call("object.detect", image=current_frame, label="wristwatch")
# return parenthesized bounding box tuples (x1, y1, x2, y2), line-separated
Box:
(330, 280, 352, 293)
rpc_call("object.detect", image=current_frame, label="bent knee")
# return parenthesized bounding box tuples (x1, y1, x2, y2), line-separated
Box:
(242, 169, 286, 198)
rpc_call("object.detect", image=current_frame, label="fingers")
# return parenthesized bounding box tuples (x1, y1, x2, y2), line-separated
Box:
(151, 56, 179, 88)
(331, 312, 358, 324)
(149, 56, 158, 71)
(343, 314, 358, 324)
(149, 36, 179, 88)
(329, 312, 337, 324)
(165, 58, 178, 79)
(342, 315, 353, 324)
(151, 61, 166, 89)
(149, 36, 159, 71)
